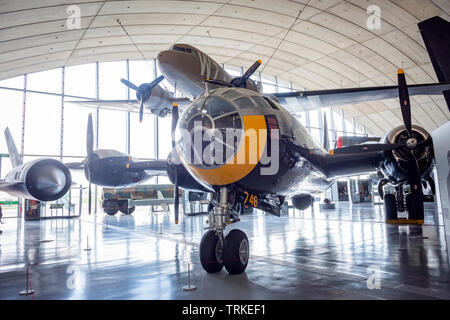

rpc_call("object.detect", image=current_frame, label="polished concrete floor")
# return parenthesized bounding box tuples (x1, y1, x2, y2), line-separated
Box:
(0, 201, 449, 300)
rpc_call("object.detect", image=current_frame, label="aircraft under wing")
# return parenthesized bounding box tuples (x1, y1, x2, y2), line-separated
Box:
(273, 82, 450, 113)
(0, 181, 22, 188)
(127, 160, 168, 175)
(65, 97, 191, 113)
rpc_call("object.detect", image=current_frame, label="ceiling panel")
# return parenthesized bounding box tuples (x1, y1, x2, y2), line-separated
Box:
(0, 0, 447, 135)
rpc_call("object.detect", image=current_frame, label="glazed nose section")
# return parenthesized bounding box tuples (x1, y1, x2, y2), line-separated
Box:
(187, 114, 215, 166)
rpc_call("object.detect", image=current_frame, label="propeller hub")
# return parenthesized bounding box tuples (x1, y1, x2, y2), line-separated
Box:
(406, 137, 418, 149)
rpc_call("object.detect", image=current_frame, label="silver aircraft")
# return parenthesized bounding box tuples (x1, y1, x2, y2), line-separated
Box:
(67, 16, 450, 275)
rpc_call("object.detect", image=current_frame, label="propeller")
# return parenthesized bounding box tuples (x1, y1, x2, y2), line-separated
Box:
(205, 59, 262, 89)
(120, 75, 164, 122)
(332, 141, 406, 155)
(398, 69, 412, 137)
(397, 69, 424, 219)
(171, 102, 180, 224)
(328, 69, 424, 219)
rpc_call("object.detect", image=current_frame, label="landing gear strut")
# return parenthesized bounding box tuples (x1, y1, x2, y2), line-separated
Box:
(199, 188, 250, 274)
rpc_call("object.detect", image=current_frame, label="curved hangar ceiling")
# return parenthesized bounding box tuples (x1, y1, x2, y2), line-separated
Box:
(0, 0, 449, 136)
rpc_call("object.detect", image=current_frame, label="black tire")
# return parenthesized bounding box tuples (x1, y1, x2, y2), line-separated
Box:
(223, 229, 249, 274)
(377, 179, 387, 200)
(405, 193, 413, 217)
(104, 200, 119, 215)
(119, 201, 135, 215)
(200, 230, 223, 273)
(384, 194, 397, 220)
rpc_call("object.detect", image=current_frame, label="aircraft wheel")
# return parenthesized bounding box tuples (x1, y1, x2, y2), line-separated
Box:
(200, 230, 224, 273)
(223, 229, 249, 274)
(405, 193, 413, 216)
(104, 200, 119, 215)
(377, 179, 388, 200)
(127, 206, 136, 215)
(384, 194, 397, 220)
(119, 202, 135, 215)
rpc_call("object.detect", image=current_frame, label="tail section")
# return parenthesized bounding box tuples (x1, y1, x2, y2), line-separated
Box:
(418, 16, 450, 111)
(4, 127, 22, 168)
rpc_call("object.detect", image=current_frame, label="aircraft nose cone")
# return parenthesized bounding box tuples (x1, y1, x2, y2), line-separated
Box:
(27, 160, 71, 201)
(34, 171, 65, 194)
(156, 50, 171, 68)
(157, 50, 182, 81)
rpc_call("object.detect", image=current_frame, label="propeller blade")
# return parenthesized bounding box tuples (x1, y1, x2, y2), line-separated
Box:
(120, 78, 139, 91)
(171, 102, 179, 148)
(139, 100, 144, 123)
(241, 59, 262, 82)
(407, 151, 424, 219)
(174, 170, 179, 224)
(149, 75, 164, 88)
(332, 142, 405, 155)
(397, 69, 412, 137)
(204, 78, 232, 87)
(86, 163, 92, 215)
(87, 113, 94, 157)
(88, 181, 92, 215)
(65, 162, 84, 170)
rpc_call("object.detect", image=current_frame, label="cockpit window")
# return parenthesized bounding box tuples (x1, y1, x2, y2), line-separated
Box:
(172, 46, 193, 54)
(234, 97, 256, 110)
(173, 46, 186, 52)
(263, 96, 280, 110)
(202, 96, 236, 118)
(251, 96, 270, 109)
(214, 113, 241, 129)
(223, 89, 241, 100)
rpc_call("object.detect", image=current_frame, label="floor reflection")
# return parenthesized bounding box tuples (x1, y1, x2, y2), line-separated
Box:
(0, 201, 449, 299)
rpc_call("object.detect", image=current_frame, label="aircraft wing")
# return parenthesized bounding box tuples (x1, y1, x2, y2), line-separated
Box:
(127, 160, 168, 175)
(273, 82, 450, 113)
(65, 162, 84, 170)
(0, 180, 22, 189)
(65, 97, 191, 113)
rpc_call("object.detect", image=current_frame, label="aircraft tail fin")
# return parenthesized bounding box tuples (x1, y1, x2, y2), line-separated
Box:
(4, 128, 22, 168)
(322, 112, 329, 151)
(418, 16, 450, 111)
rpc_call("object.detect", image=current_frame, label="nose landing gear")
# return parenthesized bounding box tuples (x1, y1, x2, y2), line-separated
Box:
(199, 187, 250, 274)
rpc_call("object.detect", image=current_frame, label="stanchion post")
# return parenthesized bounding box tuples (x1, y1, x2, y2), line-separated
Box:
(182, 262, 196, 291)
(19, 268, 35, 296)
(84, 235, 92, 251)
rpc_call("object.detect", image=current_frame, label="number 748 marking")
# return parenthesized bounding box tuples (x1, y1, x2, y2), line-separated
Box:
(244, 191, 258, 208)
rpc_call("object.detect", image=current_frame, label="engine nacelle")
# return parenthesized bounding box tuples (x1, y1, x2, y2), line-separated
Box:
(143, 85, 175, 117)
(166, 151, 209, 193)
(291, 193, 312, 210)
(380, 125, 434, 184)
(4, 158, 72, 201)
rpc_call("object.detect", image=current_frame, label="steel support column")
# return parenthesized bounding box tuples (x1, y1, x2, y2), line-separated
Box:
(318, 110, 323, 145)
(329, 107, 337, 147)
(341, 109, 346, 134)
(94, 62, 100, 214)
(153, 59, 159, 183)
(20, 74, 27, 161)
(59, 66, 65, 161)
(305, 111, 311, 133)
(18, 74, 27, 218)
(125, 59, 131, 154)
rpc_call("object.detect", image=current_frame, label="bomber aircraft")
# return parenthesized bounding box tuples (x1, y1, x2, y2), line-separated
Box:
(67, 16, 450, 274)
